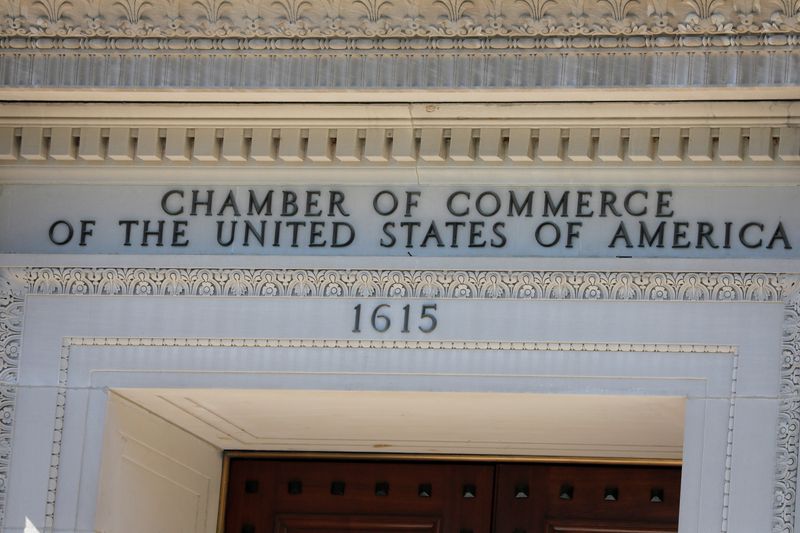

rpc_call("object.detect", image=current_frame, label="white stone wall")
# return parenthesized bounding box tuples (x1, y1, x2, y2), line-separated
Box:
(0, 0, 797, 524)
(0, 262, 798, 532)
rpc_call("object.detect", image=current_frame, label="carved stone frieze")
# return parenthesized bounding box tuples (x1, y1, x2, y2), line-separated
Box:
(777, 275, 800, 532)
(0, 0, 798, 89)
(0, 267, 798, 531)
(13, 268, 787, 299)
(1, 0, 799, 40)
(0, 269, 25, 528)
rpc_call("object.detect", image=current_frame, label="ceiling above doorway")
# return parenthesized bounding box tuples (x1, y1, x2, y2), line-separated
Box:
(114, 388, 685, 460)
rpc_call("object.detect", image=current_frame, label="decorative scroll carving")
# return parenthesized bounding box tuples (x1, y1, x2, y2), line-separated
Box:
(0, 267, 797, 532)
(15, 269, 786, 300)
(777, 275, 800, 533)
(0, 269, 27, 527)
(1, 0, 799, 39)
(1, 1, 797, 89)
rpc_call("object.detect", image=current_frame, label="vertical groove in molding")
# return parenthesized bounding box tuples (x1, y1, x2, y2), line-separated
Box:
(335, 128, 361, 162)
(747, 127, 773, 161)
(278, 127, 304, 162)
(0, 128, 16, 160)
(448, 128, 475, 162)
(597, 128, 623, 162)
(49, 127, 75, 161)
(687, 127, 713, 162)
(20, 126, 45, 161)
(538, 128, 563, 162)
(250, 128, 276, 162)
(165, 128, 191, 162)
(419, 128, 446, 162)
(364, 128, 389, 162)
(391, 128, 416, 162)
(136, 128, 162, 162)
(193, 128, 219, 162)
(566, 127, 592, 162)
(221, 128, 247, 162)
(306, 128, 333, 162)
(507, 128, 533, 162)
(718, 127, 743, 162)
(478, 128, 503, 162)
(629, 127, 654, 162)
(778, 127, 800, 161)
(108, 127, 134, 161)
(77, 127, 104, 161)
(656, 127, 682, 162)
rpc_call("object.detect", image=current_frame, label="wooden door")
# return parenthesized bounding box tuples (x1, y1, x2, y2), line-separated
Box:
(223, 459, 680, 533)
(493, 464, 681, 533)
(224, 459, 494, 533)
(273, 514, 441, 533)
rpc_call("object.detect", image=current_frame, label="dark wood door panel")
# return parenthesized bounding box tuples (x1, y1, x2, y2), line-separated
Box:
(543, 465, 681, 524)
(225, 459, 493, 533)
(492, 464, 680, 533)
(224, 459, 681, 533)
(274, 514, 441, 533)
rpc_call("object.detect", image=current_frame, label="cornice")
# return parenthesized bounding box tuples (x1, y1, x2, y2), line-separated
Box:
(1, 0, 799, 41)
(1, 0, 799, 89)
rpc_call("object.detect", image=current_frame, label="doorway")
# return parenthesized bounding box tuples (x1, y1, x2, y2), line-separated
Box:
(222, 458, 681, 533)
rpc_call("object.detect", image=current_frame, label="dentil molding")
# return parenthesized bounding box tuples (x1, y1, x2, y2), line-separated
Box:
(0, 267, 798, 531)
(0, 101, 798, 183)
(2, 124, 799, 166)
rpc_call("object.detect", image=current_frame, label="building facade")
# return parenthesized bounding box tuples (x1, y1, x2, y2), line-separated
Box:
(0, 0, 799, 531)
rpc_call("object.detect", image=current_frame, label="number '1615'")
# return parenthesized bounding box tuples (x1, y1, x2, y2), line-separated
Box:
(352, 303, 438, 334)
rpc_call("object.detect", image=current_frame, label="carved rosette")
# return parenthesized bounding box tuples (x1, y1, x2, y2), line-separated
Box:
(0, 267, 797, 531)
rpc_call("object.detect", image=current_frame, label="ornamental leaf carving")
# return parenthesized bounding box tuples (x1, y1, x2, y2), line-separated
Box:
(114, 0, 152, 24)
(193, 0, 231, 24)
(433, 0, 474, 20)
(0, 0, 797, 38)
(272, 0, 311, 24)
(32, 0, 70, 23)
(353, 0, 391, 22)
(516, 0, 556, 19)
(680, 0, 731, 30)
(599, 0, 638, 21)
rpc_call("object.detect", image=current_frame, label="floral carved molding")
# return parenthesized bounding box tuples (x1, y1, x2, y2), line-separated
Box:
(1, 0, 799, 45)
(0, 267, 798, 531)
(2, 0, 797, 89)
